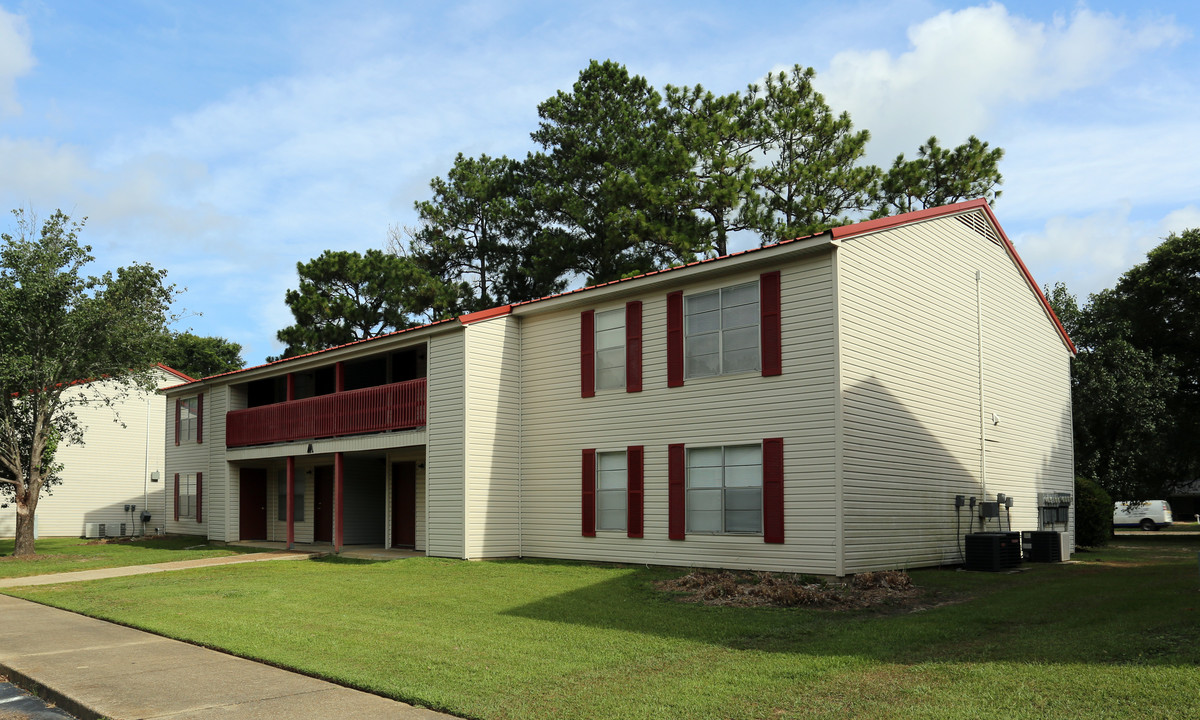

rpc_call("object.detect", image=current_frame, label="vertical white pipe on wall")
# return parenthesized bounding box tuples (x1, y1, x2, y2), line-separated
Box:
(976, 270, 987, 503)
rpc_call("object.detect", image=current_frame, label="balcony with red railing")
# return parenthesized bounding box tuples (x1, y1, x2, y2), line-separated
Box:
(226, 378, 426, 448)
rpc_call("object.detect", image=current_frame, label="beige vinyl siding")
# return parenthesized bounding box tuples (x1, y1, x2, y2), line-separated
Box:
(837, 212, 1074, 572)
(463, 315, 522, 558)
(202, 387, 229, 540)
(519, 255, 839, 574)
(164, 388, 211, 537)
(1, 372, 172, 538)
(425, 331, 466, 557)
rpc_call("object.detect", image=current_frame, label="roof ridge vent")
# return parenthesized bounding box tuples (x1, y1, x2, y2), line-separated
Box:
(956, 210, 1002, 246)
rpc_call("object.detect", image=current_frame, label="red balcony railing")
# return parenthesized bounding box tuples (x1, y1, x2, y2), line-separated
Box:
(226, 378, 426, 447)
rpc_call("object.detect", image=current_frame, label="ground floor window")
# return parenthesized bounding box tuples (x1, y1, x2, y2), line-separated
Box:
(277, 469, 305, 522)
(178, 473, 196, 519)
(595, 451, 627, 531)
(686, 444, 762, 534)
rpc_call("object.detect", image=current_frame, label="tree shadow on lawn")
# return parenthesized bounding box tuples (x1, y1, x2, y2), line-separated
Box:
(498, 556, 1200, 668)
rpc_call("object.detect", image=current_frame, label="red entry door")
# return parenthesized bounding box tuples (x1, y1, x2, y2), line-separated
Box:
(314, 466, 334, 543)
(239, 469, 268, 540)
(392, 462, 416, 548)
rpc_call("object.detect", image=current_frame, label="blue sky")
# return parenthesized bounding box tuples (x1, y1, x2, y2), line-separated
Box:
(1, 1, 1197, 365)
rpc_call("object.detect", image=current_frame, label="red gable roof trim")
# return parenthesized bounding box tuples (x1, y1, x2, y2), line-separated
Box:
(833, 198, 1075, 355)
(459, 305, 513, 324)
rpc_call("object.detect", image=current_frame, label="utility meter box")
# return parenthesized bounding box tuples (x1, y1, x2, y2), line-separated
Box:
(980, 501, 1000, 518)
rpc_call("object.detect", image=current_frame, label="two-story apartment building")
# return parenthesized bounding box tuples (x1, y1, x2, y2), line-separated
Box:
(3, 365, 192, 539)
(164, 199, 1076, 575)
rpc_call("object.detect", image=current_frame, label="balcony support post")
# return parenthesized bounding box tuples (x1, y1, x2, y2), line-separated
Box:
(334, 451, 344, 553)
(335, 362, 345, 393)
(286, 456, 295, 550)
(286, 373, 295, 401)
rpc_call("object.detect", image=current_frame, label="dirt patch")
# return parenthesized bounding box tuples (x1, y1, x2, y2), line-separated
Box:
(655, 569, 934, 611)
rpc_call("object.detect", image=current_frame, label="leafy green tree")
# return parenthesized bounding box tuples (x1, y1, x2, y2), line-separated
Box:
(274, 249, 449, 359)
(0, 209, 175, 556)
(159, 332, 245, 380)
(1085, 229, 1200, 491)
(408, 153, 564, 313)
(529, 59, 703, 283)
(873, 136, 1004, 217)
(1074, 476, 1113, 547)
(740, 65, 879, 243)
(1048, 269, 1190, 502)
(664, 85, 762, 257)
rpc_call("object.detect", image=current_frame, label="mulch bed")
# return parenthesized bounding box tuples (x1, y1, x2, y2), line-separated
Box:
(655, 569, 927, 610)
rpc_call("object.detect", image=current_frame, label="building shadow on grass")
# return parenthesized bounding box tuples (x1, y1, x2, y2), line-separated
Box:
(498, 556, 1200, 668)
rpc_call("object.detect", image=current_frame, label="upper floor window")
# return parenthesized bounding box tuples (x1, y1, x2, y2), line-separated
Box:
(178, 396, 200, 443)
(594, 309, 626, 391)
(684, 282, 759, 378)
(686, 444, 762, 534)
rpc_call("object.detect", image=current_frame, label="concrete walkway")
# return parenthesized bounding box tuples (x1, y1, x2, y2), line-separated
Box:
(0, 556, 458, 719)
(0, 551, 319, 589)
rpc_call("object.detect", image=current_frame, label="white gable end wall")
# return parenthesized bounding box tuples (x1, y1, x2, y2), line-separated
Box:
(1, 372, 173, 538)
(836, 212, 1074, 573)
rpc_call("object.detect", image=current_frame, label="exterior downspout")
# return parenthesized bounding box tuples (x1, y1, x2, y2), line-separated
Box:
(976, 270, 987, 503)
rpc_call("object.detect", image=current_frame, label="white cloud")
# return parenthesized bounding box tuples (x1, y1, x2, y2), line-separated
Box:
(0, 6, 34, 116)
(1000, 119, 1200, 220)
(815, 3, 1186, 159)
(1013, 203, 1200, 300)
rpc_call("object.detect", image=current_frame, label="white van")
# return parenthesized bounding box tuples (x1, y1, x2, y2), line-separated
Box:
(1113, 500, 1174, 531)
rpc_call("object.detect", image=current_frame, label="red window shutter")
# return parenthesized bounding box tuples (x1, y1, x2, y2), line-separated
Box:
(581, 310, 595, 398)
(625, 301, 642, 393)
(173, 473, 180, 521)
(667, 291, 684, 387)
(195, 472, 203, 523)
(196, 393, 204, 444)
(627, 445, 644, 538)
(668, 443, 685, 540)
(761, 271, 782, 376)
(582, 449, 596, 537)
(174, 399, 181, 446)
(763, 437, 784, 543)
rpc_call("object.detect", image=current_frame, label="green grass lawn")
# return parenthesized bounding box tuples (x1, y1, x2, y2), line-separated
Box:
(5, 535, 1200, 720)
(0, 536, 252, 578)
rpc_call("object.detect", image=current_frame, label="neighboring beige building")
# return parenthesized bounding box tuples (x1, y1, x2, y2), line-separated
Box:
(2, 365, 192, 539)
(163, 200, 1076, 575)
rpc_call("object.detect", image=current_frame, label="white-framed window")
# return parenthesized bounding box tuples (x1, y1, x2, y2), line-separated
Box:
(179, 473, 197, 519)
(594, 308, 625, 390)
(686, 444, 762, 534)
(179, 397, 199, 442)
(684, 281, 759, 378)
(277, 469, 305, 522)
(595, 450, 627, 531)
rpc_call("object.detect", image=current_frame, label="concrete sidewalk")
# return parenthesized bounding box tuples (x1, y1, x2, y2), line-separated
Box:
(0, 554, 458, 719)
(0, 551, 320, 589)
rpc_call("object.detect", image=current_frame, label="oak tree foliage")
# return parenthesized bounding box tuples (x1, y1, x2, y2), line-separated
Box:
(1046, 229, 1200, 501)
(0, 209, 175, 556)
(160, 332, 245, 380)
